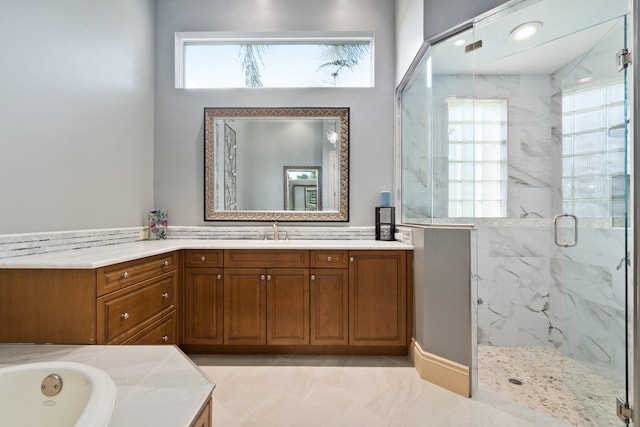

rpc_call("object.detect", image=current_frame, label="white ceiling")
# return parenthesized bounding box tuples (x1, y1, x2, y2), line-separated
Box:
(432, 0, 629, 75)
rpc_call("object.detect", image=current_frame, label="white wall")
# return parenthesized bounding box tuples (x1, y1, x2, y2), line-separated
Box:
(154, 0, 396, 226)
(0, 0, 155, 234)
(395, 0, 424, 86)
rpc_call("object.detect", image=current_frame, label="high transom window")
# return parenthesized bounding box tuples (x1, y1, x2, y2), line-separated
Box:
(175, 32, 373, 89)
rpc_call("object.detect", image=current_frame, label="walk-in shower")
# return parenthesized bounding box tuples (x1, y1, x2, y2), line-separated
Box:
(398, 0, 634, 424)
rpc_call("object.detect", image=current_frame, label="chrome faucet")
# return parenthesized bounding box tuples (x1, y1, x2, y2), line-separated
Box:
(272, 221, 279, 240)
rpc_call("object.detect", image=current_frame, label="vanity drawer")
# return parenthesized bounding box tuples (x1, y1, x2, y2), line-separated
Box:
(97, 252, 178, 296)
(310, 250, 349, 268)
(185, 250, 223, 268)
(224, 250, 309, 268)
(121, 312, 176, 345)
(97, 271, 177, 344)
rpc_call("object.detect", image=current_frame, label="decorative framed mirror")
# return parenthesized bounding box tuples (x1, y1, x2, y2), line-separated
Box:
(204, 107, 349, 221)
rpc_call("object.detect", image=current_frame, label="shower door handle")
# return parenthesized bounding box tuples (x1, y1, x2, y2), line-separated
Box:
(553, 213, 578, 247)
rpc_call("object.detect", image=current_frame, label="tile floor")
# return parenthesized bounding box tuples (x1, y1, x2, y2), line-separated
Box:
(191, 354, 571, 426)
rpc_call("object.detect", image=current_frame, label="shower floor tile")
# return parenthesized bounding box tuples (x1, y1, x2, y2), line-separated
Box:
(478, 345, 622, 426)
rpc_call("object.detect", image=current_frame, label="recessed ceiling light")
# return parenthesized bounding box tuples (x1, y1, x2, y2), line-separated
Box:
(510, 21, 542, 41)
(578, 76, 593, 84)
(453, 39, 466, 47)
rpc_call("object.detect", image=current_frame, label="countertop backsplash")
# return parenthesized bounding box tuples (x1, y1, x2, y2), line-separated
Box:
(0, 225, 413, 260)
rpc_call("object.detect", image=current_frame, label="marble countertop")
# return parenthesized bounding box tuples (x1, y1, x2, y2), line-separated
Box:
(0, 239, 413, 269)
(0, 344, 214, 427)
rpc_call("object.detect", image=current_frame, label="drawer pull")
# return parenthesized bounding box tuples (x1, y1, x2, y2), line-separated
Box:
(120, 312, 129, 320)
(349, 257, 354, 263)
(311, 275, 316, 281)
(162, 292, 169, 299)
(162, 260, 169, 267)
(162, 335, 169, 343)
(327, 256, 332, 262)
(216, 274, 222, 280)
(200, 256, 206, 262)
(121, 271, 129, 279)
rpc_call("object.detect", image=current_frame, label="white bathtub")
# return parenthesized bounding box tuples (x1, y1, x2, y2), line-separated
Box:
(0, 361, 116, 427)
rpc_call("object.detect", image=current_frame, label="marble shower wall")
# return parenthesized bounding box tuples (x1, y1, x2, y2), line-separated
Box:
(429, 75, 559, 346)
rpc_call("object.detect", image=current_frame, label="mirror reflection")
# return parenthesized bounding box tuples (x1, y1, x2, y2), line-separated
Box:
(284, 166, 321, 211)
(204, 107, 349, 221)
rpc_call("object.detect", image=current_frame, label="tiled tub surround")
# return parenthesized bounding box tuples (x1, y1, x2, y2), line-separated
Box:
(0, 345, 214, 427)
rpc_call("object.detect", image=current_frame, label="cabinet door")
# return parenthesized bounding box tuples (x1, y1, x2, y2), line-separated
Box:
(266, 268, 309, 345)
(349, 251, 407, 346)
(310, 269, 348, 345)
(185, 268, 223, 344)
(224, 268, 266, 345)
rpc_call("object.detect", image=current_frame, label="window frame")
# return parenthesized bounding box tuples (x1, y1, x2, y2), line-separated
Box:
(446, 97, 509, 218)
(561, 79, 626, 219)
(174, 31, 374, 89)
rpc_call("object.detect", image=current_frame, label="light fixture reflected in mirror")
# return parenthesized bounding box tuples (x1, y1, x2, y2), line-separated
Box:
(326, 124, 339, 146)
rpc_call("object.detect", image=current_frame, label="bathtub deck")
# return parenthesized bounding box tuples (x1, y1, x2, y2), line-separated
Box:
(0, 344, 214, 426)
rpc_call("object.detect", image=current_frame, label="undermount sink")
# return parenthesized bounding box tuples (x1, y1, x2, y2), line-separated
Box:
(0, 361, 116, 427)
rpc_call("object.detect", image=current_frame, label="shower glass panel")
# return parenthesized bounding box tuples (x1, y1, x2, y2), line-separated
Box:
(558, 14, 631, 426)
(399, 28, 475, 224)
(469, 0, 631, 424)
(398, 0, 633, 423)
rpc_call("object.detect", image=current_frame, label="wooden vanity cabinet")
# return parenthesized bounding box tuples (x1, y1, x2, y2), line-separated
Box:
(223, 250, 310, 346)
(349, 250, 408, 346)
(96, 253, 178, 345)
(121, 311, 177, 345)
(184, 250, 224, 345)
(310, 250, 349, 345)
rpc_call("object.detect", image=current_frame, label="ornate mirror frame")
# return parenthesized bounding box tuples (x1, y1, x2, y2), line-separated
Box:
(204, 107, 349, 221)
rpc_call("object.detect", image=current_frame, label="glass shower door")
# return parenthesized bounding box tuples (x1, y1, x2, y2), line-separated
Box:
(558, 14, 631, 425)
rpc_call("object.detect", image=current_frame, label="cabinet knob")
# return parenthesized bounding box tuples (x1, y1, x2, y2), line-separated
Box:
(261, 274, 266, 280)
(200, 256, 206, 262)
(162, 335, 168, 343)
(311, 275, 316, 281)
(349, 257, 354, 263)
(162, 292, 169, 299)
(120, 312, 129, 320)
(121, 271, 129, 279)
(266, 274, 272, 281)
(217, 274, 222, 280)
(327, 256, 332, 262)
(162, 260, 169, 267)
